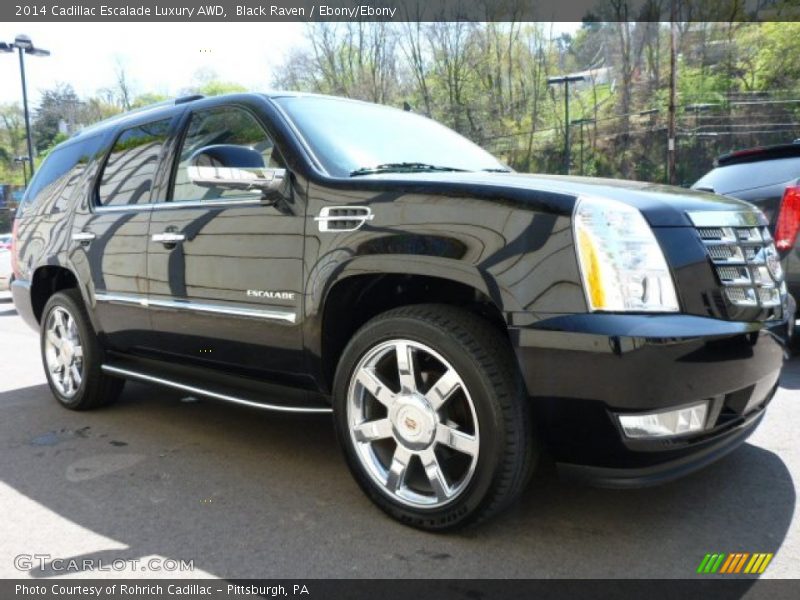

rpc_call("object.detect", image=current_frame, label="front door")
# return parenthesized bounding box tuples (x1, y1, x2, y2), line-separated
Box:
(144, 104, 306, 385)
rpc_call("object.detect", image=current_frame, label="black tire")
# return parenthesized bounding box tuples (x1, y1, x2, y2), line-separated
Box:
(40, 289, 124, 410)
(333, 304, 536, 531)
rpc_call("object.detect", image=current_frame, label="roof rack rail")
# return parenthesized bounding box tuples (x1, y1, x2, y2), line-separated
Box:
(175, 94, 204, 105)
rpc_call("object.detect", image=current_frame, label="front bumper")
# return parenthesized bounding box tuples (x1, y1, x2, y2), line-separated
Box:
(559, 410, 764, 488)
(511, 313, 787, 484)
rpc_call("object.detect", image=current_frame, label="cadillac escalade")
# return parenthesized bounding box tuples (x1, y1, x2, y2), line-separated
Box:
(10, 92, 792, 530)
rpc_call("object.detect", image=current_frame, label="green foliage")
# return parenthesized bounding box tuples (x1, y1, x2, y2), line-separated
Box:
(40, 132, 70, 158)
(32, 84, 83, 153)
(131, 92, 169, 108)
(749, 22, 800, 92)
(271, 21, 800, 182)
(193, 80, 248, 97)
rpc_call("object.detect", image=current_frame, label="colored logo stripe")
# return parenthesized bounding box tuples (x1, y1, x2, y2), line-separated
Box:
(697, 553, 773, 574)
(744, 553, 774, 574)
(697, 553, 726, 573)
(720, 553, 749, 573)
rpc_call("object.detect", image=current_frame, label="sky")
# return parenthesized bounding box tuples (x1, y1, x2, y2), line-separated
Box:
(0, 22, 308, 105)
(0, 22, 581, 107)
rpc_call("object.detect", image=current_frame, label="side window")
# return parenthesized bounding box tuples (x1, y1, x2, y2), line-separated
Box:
(21, 135, 103, 216)
(98, 119, 171, 207)
(171, 106, 283, 202)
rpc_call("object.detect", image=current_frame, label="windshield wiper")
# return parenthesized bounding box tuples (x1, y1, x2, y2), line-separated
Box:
(481, 167, 513, 173)
(350, 162, 469, 176)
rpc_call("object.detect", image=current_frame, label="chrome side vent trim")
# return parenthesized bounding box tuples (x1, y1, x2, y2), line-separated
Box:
(314, 206, 374, 232)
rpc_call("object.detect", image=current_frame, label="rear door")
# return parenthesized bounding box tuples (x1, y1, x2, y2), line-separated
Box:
(73, 117, 176, 351)
(144, 103, 307, 385)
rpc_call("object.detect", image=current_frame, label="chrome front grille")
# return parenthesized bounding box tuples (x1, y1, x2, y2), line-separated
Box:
(689, 211, 785, 316)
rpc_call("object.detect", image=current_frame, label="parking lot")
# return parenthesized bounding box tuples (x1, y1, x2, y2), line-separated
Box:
(0, 294, 798, 580)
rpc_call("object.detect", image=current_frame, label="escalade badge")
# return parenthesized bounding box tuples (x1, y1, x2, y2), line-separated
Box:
(247, 290, 296, 301)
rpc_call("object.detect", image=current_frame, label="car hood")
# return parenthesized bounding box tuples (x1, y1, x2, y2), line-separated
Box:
(354, 172, 758, 227)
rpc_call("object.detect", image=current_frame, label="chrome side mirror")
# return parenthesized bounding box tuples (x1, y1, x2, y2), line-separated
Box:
(187, 144, 286, 194)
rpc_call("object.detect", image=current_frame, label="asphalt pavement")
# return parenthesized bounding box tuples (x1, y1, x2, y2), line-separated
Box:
(0, 293, 798, 580)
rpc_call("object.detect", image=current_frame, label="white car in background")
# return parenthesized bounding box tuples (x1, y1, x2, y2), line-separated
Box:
(0, 248, 12, 296)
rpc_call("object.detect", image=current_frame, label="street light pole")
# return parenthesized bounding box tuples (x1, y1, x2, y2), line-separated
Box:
(548, 74, 585, 175)
(18, 46, 35, 176)
(1, 34, 51, 177)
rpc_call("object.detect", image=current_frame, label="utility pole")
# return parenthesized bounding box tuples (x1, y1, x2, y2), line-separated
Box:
(548, 74, 585, 175)
(667, 4, 678, 185)
(571, 118, 595, 176)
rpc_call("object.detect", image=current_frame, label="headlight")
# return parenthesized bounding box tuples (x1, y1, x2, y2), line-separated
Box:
(573, 196, 679, 312)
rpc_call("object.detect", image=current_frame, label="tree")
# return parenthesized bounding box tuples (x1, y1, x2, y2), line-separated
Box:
(32, 84, 84, 152)
(184, 68, 247, 96)
(399, 21, 434, 115)
(131, 92, 169, 108)
(273, 23, 401, 104)
(751, 22, 800, 91)
(0, 104, 26, 160)
(112, 57, 135, 110)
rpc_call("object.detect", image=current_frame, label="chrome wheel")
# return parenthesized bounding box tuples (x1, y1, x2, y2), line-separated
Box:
(44, 306, 84, 398)
(347, 339, 480, 509)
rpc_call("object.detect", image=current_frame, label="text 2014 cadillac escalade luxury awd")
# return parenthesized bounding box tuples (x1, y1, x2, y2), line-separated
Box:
(10, 93, 793, 530)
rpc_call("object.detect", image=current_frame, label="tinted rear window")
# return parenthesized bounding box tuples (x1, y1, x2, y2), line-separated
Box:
(20, 135, 104, 217)
(694, 157, 800, 194)
(98, 119, 171, 207)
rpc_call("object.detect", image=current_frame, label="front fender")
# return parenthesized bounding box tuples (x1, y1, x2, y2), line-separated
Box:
(307, 252, 519, 320)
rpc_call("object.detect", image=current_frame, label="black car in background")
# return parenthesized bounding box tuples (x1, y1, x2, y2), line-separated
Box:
(9, 92, 792, 530)
(693, 143, 800, 311)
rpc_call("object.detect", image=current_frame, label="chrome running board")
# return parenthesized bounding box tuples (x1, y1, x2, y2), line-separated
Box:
(101, 364, 333, 414)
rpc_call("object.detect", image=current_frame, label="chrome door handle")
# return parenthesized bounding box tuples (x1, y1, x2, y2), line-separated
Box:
(72, 231, 96, 243)
(151, 232, 186, 244)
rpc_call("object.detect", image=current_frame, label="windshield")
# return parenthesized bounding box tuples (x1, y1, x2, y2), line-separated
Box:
(274, 96, 508, 177)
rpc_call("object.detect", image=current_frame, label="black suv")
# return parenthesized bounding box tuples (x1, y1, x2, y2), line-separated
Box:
(10, 93, 791, 530)
(693, 143, 800, 313)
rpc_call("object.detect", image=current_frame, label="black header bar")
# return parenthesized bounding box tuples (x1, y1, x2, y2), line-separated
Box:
(3, 579, 800, 600)
(3, 0, 800, 22)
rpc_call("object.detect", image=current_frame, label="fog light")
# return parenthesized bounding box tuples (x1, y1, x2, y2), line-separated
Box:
(617, 402, 708, 439)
